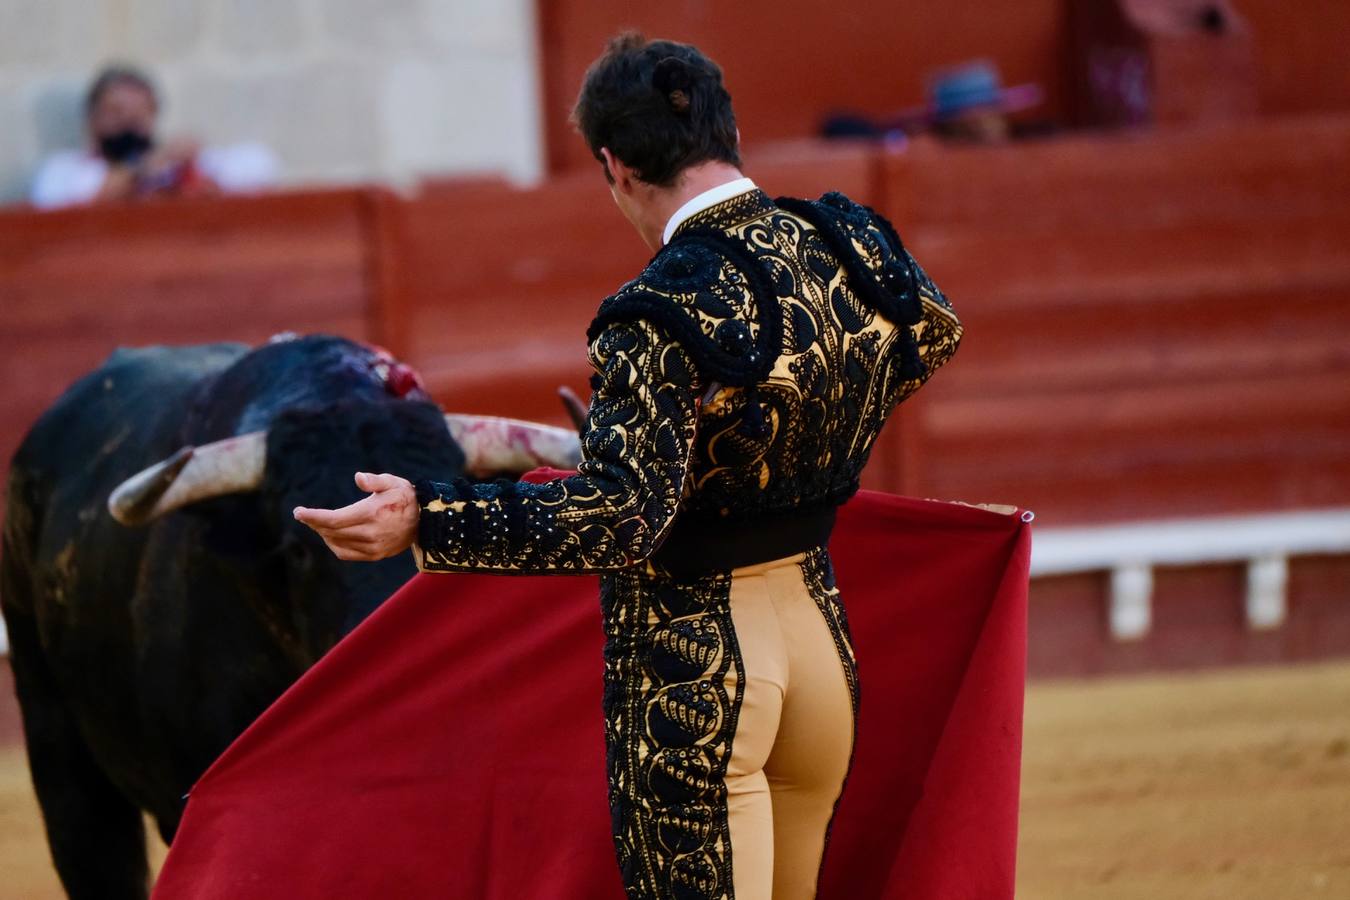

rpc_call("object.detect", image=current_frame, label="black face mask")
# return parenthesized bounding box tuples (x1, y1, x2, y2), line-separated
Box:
(98, 129, 154, 164)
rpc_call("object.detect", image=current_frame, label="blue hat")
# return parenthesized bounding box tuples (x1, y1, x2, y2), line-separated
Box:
(928, 61, 1042, 121)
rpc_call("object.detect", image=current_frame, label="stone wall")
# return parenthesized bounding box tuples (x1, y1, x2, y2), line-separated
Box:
(0, 0, 544, 203)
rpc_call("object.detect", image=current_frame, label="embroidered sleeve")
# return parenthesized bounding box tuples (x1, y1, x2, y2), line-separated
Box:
(898, 253, 962, 401)
(412, 318, 702, 574)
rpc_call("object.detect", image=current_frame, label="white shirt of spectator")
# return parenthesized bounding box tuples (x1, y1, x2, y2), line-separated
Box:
(29, 142, 281, 210)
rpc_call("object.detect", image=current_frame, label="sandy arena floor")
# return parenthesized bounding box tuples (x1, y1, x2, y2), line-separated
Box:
(1017, 662, 1350, 899)
(2, 661, 1347, 898)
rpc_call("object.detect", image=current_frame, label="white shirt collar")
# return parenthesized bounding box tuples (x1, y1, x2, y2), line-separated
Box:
(661, 177, 757, 246)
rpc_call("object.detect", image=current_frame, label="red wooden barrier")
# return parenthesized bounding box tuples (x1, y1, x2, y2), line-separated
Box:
(1, 120, 1348, 675)
(536, 0, 1069, 174)
(883, 114, 1350, 232)
(0, 189, 385, 488)
(3, 118, 1346, 533)
(879, 116, 1350, 524)
(536, 0, 1350, 176)
(378, 172, 647, 424)
(382, 142, 882, 426)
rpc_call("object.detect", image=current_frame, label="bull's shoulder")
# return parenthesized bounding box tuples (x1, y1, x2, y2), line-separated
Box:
(586, 230, 781, 388)
(53, 342, 247, 416)
(101, 342, 250, 382)
(14, 343, 248, 471)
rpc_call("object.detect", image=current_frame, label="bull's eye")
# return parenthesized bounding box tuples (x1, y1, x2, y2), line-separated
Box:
(283, 538, 314, 571)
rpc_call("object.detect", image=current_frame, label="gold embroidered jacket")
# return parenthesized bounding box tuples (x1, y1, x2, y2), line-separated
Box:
(414, 189, 961, 574)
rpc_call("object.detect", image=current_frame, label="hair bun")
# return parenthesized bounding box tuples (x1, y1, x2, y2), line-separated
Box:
(652, 56, 696, 114)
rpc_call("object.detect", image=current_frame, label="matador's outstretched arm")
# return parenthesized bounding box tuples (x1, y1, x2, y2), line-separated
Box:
(413, 318, 702, 574)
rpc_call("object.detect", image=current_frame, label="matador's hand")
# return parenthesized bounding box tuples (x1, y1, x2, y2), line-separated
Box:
(293, 472, 419, 561)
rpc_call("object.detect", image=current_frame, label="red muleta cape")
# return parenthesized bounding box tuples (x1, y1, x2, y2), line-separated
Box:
(153, 485, 1031, 899)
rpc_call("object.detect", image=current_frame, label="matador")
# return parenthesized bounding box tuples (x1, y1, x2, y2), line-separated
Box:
(297, 32, 961, 900)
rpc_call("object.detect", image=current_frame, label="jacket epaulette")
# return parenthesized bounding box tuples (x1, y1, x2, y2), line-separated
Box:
(586, 227, 782, 389)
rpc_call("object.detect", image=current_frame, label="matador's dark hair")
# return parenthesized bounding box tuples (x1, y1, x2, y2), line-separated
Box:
(86, 63, 159, 114)
(571, 32, 741, 187)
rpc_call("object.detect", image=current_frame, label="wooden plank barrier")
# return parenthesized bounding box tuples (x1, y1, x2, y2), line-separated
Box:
(2, 118, 1346, 532)
(383, 141, 882, 427)
(536, 0, 1070, 174)
(378, 172, 648, 425)
(885, 114, 1350, 233)
(877, 115, 1350, 524)
(1, 122, 1348, 671)
(0, 189, 385, 487)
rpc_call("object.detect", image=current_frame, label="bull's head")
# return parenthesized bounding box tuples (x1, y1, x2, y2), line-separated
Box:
(107, 413, 580, 527)
(103, 335, 589, 652)
(106, 399, 579, 658)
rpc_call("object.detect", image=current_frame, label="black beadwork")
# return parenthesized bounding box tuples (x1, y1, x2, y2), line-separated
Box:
(587, 227, 784, 391)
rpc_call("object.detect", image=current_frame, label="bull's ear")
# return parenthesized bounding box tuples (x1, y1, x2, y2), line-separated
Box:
(107, 432, 267, 526)
(557, 386, 588, 435)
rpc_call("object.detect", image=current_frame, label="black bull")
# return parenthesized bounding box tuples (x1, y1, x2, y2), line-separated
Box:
(1, 336, 561, 899)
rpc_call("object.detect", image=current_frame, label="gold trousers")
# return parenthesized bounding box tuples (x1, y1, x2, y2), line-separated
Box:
(601, 547, 858, 900)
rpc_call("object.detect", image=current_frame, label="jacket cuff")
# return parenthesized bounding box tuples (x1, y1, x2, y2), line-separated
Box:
(414, 479, 458, 562)
(410, 541, 430, 573)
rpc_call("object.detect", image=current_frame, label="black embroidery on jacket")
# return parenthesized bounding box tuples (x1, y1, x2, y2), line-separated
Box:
(587, 229, 783, 390)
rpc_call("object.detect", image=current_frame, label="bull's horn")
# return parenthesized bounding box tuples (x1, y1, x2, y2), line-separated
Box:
(443, 414, 582, 478)
(557, 386, 588, 434)
(108, 431, 267, 526)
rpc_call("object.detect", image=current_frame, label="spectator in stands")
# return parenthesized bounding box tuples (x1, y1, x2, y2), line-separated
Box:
(926, 61, 1043, 143)
(821, 60, 1045, 144)
(30, 64, 279, 210)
